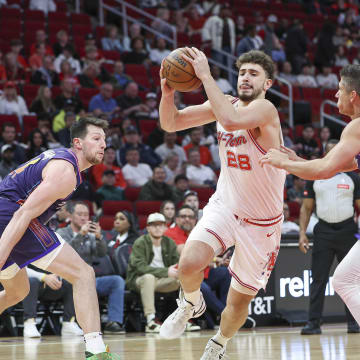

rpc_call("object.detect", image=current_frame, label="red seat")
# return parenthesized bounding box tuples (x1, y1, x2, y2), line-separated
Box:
(72, 24, 92, 37)
(150, 65, 161, 88)
(55, 1, 68, 12)
(48, 23, 70, 36)
(322, 89, 337, 100)
(124, 187, 141, 201)
(24, 9, 45, 21)
(102, 200, 134, 216)
(135, 201, 162, 216)
(301, 87, 321, 100)
(23, 84, 40, 107)
(138, 215, 147, 230)
(99, 215, 115, 230)
(287, 201, 300, 220)
(139, 119, 157, 142)
(177, 32, 190, 47)
(24, 21, 46, 33)
(190, 187, 215, 202)
(182, 90, 205, 105)
(78, 88, 98, 109)
(70, 13, 91, 26)
(102, 50, 121, 61)
(190, 33, 202, 48)
(22, 115, 38, 142)
(125, 64, 151, 90)
(0, 7, 21, 19)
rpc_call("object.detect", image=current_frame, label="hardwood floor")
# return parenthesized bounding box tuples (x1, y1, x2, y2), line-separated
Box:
(0, 324, 359, 359)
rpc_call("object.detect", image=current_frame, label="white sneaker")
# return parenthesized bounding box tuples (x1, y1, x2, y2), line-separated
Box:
(185, 321, 201, 332)
(145, 319, 161, 333)
(61, 320, 83, 336)
(200, 339, 226, 360)
(23, 318, 41, 338)
(159, 288, 206, 339)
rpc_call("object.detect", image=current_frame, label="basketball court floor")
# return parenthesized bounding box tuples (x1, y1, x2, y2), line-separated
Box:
(0, 324, 359, 359)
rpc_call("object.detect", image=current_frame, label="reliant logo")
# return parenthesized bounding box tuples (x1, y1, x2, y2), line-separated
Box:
(279, 270, 335, 298)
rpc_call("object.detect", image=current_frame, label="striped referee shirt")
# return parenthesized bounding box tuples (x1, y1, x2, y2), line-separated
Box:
(303, 172, 360, 224)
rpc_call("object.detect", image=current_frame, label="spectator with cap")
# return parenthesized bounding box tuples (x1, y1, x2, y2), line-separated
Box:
(117, 125, 162, 168)
(122, 147, 153, 187)
(54, 78, 84, 114)
(0, 122, 25, 164)
(54, 45, 82, 75)
(0, 144, 18, 179)
(139, 166, 176, 201)
(91, 146, 126, 190)
(110, 60, 132, 90)
(96, 169, 125, 202)
(81, 44, 106, 70)
(186, 148, 217, 188)
(80, 34, 104, 60)
(262, 14, 280, 57)
(135, 92, 159, 120)
(126, 212, 181, 333)
(52, 98, 80, 133)
(183, 190, 203, 220)
(57, 111, 76, 147)
(31, 55, 59, 88)
(173, 174, 190, 204)
(88, 83, 120, 117)
(0, 81, 29, 117)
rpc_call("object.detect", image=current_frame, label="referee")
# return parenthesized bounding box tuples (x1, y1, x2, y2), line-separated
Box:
(299, 139, 360, 335)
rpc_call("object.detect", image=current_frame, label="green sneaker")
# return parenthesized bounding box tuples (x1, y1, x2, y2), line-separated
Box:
(85, 346, 121, 359)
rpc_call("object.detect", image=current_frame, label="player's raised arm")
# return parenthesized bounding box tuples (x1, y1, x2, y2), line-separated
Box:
(0, 160, 76, 268)
(260, 120, 360, 179)
(159, 61, 216, 133)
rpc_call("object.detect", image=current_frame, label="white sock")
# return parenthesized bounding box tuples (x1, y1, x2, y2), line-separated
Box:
(212, 329, 230, 347)
(84, 332, 106, 354)
(146, 314, 155, 323)
(184, 289, 200, 306)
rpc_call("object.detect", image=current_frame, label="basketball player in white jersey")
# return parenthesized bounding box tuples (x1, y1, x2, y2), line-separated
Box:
(260, 64, 360, 334)
(159, 48, 286, 359)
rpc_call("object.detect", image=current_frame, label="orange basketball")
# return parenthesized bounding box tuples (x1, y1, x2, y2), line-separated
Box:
(162, 47, 202, 92)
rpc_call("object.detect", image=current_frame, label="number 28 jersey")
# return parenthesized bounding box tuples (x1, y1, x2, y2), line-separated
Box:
(211, 101, 286, 220)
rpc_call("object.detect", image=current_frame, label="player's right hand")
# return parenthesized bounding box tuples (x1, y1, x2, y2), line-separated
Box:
(299, 233, 310, 254)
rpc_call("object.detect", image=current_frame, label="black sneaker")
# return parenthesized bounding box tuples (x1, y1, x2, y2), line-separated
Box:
(347, 322, 360, 333)
(301, 321, 321, 335)
(103, 322, 126, 335)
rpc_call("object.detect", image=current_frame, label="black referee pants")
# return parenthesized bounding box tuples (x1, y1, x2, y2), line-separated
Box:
(309, 217, 358, 324)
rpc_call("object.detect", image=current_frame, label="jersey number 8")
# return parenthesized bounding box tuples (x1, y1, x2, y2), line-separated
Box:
(226, 150, 252, 171)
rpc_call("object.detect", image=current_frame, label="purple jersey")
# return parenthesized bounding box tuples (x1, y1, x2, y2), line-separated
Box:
(0, 148, 82, 224)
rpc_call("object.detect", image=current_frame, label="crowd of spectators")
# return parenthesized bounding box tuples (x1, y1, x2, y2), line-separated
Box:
(2, 0, 360, 336)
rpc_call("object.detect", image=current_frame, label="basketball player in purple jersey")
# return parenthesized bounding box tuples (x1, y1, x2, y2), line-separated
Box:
(0, 117, 120, 360)
(261, 64, 360, 330)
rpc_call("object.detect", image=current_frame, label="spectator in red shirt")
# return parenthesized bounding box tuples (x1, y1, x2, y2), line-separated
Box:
(30, 29, 54, 56)
(29, 43, 46, 71)
(183, 127, 213, 166)
(0, 51, 7, 84)
(91, 146, 126, 189)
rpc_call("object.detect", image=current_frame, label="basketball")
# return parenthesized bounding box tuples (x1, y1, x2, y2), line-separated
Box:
(162, 48, 202, 92)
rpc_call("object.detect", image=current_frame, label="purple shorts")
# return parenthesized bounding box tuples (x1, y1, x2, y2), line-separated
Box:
(0, 198, 61, 271)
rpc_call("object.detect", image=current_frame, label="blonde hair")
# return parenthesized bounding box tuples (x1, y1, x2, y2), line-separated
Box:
(32, 86, 56, 113)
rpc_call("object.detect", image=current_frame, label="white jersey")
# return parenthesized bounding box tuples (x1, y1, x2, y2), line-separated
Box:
(210, 98, 286, 222)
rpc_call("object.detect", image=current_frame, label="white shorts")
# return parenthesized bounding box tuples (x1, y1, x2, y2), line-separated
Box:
(187, 199, 282, 296)
(0, 233, 65, 280)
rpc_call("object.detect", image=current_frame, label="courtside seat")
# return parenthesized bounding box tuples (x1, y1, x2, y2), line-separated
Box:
(102, 200, 134, 216)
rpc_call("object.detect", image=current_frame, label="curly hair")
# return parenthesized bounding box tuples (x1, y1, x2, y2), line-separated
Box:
(235, 50, 275, 80)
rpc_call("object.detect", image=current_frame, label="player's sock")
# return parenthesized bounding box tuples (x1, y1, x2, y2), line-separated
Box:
(183, 289, 200, 306)
(146, 314, 155, 323)
(212, 329, 230, 347)
(84, 332, 106, 354)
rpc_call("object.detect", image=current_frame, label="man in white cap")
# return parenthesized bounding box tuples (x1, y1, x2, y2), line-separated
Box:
(126, 212, 180, 333)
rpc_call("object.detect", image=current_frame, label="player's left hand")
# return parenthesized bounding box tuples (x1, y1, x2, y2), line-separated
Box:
(182, 47, 211, 82)
(259, 148, 289, 169)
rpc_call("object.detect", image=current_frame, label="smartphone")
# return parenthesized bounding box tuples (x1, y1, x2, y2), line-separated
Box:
(91, 214, 100, 223)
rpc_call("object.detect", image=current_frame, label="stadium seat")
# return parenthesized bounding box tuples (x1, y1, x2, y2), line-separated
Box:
(139, 119, 157, 142)
(134, 201, 162, 216)
(24, 9, 45, 22)
(22, 115, 38, 142)
(138, 215, 147, 230)
(287, 201, 300, 220)
(102, 50, 122, 61)
(23, 84, 40, 107)
(190, 187, 215, 202)
(0, 7, 21, 19)
(150, 65, 161, 88)
(301, 87, 321, 100)
(102, 200, 134, 216)
(99, 215, 115, 230)
(70, 13, 92, 27)
(183, 90, 205, 105)
(48, 11, 69, 24)
(124, 187, 141, 201)
(125, 64, 151, 90)
(0, 115, 21, 135)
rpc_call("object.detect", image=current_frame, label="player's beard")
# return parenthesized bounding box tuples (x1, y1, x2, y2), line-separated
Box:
(84, 147, 103, 165)
(238, 86, 263, 102)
